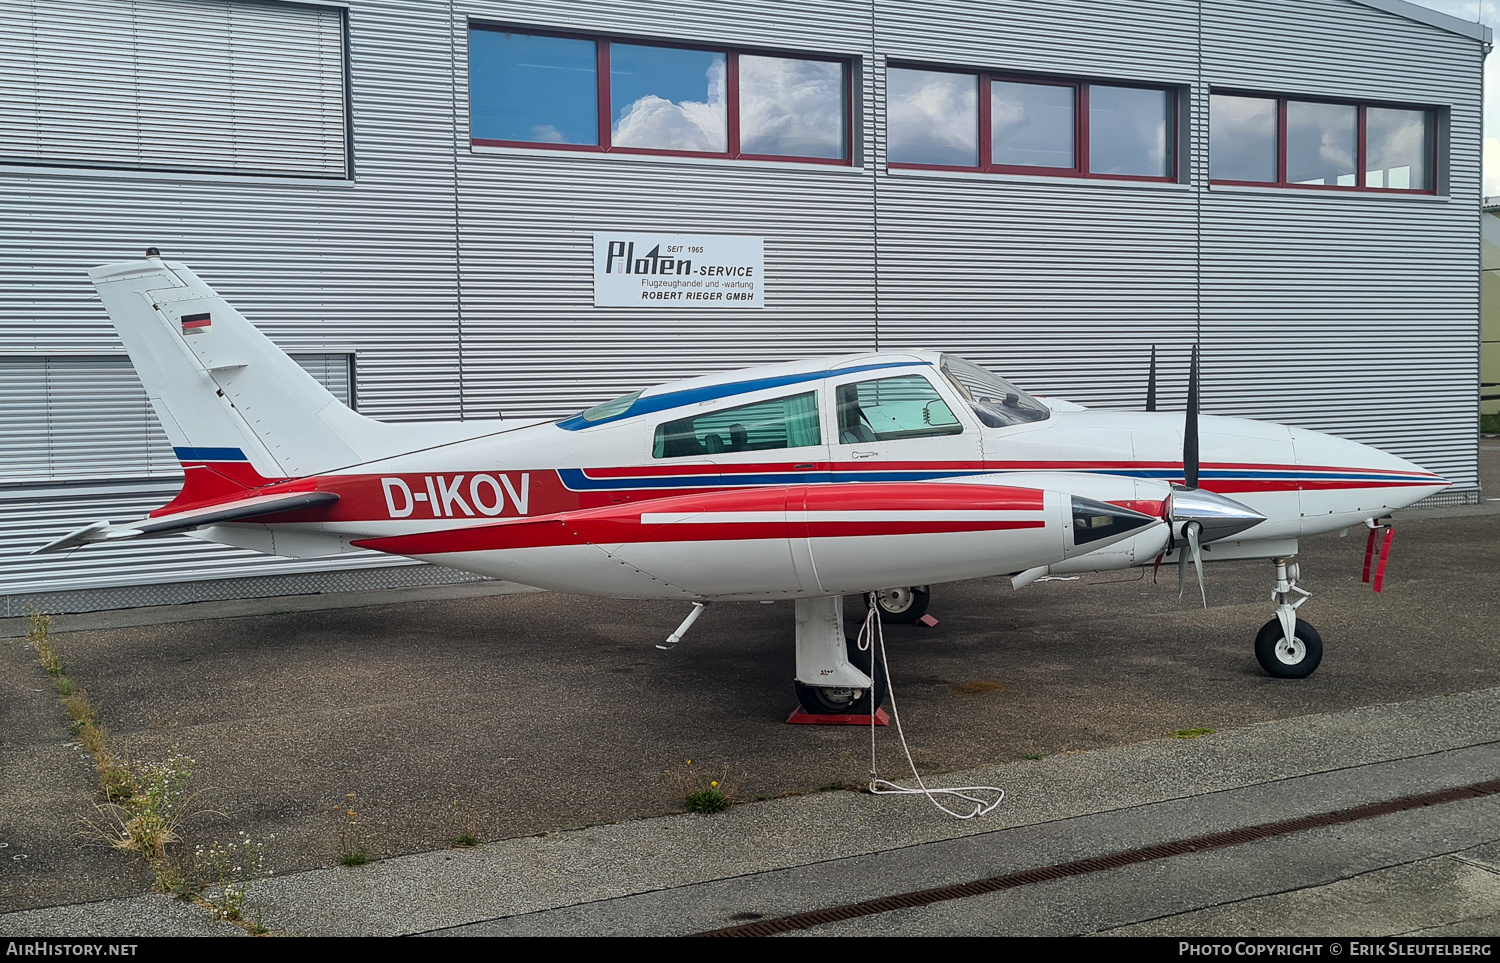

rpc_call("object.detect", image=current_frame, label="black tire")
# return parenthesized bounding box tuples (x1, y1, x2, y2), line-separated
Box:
(794, 634, 888, 715)
(869, 586, 931, 625)
(1254, 617, 1323, 679)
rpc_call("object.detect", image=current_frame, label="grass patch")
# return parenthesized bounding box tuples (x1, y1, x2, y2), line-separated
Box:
(30, 608, 272, 933)
(666, 760, 738, 815)
(1482, 412, 1500, 435)
(88, 754, 197, 861)
(27, 610, 137, 801)
(1170, 727, 1216, 739)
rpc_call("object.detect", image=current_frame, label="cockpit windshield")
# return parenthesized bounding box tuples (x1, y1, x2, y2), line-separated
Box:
(939, 355, 1051, 428)
(574, 389, 644, 424)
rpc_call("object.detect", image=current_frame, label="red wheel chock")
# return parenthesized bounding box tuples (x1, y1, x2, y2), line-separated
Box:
(786, 708, 890, 726)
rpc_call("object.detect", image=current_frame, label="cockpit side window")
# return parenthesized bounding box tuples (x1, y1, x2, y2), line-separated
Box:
(835, 375, 962, 443)
(653, 391, 821, 458)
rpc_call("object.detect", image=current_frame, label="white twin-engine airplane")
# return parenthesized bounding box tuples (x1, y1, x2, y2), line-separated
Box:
(39, 253, 1448, 715)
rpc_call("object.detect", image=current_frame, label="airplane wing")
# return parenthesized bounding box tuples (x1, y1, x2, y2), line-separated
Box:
(33, 491, 340, 555)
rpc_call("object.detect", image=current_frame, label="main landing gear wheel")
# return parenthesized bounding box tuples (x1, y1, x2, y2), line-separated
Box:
(869, 586, 931, 624)
(794, 635, 888, 715)
(1254, 617, 1323, 679)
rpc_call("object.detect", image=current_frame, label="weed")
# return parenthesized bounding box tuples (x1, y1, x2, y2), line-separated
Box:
(447, 798, 488, 849)
(666, 760, 738, 815)
(333, 793, 383, 866)
(27, 608, 135, 801)
(61, 692, 91, 723)
(28, 609, 69, 694)
(1481, 412, 1500, 435)
(1023, 752, 1045, 760)
(90, 754, 196, 861)
(97, 754, 138, 804)
(194, 832, 270, 923)
(1171, 727, 1215, 739)
(30, 606, 265, 932)
(685, 788, 731, 814)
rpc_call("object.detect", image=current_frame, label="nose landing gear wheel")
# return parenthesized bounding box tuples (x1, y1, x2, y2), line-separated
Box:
(870, 586, 931, 624)
(1254, 617, 1323, 679)
(794, 635, 888, 715)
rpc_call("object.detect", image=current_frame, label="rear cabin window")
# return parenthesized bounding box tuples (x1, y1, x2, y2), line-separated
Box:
(653, 392, 821, 458)
(835, 375, 962, 443)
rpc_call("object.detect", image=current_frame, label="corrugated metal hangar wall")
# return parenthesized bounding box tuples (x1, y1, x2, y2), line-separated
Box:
(0, 0, 1486, 611)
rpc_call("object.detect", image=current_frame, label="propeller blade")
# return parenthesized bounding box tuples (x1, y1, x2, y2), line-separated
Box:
(1176, 520, 1207, 608)
(1177, 534, 1188, 599)
(1189, 521, 1206, 608)
(1146, 345, 1158, 412)
(1183, 342, 1200, 489)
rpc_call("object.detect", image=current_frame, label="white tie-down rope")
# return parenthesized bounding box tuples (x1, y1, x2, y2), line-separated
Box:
(854, 593, 1005, 819)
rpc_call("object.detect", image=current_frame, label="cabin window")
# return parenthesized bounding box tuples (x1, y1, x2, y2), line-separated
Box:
(653, 392, 821, 458)
(835, 375, 962, 443)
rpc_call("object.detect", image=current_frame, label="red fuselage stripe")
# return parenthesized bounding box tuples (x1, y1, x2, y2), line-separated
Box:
(353, 518, 1046, 555)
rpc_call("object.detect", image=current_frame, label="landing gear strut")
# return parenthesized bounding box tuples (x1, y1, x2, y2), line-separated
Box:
(1256, 556, 1323, 678)
(793, 596, 887, 714)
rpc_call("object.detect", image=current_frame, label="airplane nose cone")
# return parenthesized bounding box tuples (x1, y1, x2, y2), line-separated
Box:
(1287, 427, 1451, 516)
(1288, 427, 1443, 478)
(1169, 486, 1267, 543)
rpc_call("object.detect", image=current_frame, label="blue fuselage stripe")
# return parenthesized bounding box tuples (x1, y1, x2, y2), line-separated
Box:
(174, 447, 248, 462)
(559, 466, 1432, 491)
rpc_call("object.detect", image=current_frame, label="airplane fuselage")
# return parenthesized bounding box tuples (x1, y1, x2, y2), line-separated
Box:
(49, 257, 1451, 689)
(170, 355, 1444, 601)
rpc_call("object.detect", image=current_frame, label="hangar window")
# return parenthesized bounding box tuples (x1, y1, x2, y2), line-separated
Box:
(653, 392, 821, 458)
(0, 354, 354, 483)
(1210, 93, 1435, 192)
(469, 26, 850, 164)
(886, 66, 1175, 181)
(0, 0, 349, 178)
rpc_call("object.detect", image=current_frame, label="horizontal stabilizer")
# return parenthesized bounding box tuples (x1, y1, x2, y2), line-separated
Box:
(33, 491, 339, 554)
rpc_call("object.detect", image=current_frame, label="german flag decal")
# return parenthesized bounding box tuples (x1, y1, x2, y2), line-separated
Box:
(181, 312, 212, 335)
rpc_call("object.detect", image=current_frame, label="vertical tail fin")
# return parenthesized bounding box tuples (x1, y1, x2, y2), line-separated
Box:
(88, 254, 394, 481)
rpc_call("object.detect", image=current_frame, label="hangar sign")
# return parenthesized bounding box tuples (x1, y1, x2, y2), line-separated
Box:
(594, 233, 763, 309)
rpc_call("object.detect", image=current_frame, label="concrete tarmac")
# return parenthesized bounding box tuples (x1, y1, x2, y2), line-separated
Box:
(0, 442, 1496, 937)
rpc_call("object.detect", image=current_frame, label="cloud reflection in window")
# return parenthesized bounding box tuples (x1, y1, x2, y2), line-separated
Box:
(888, 67, 978, 167)
(740, 55, 844, 158)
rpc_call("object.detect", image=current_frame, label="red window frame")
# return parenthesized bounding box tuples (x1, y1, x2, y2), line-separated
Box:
(468, 25, 853, 167)
(1209, 92, 1438, 194)
(887, 65, 1177, 183)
